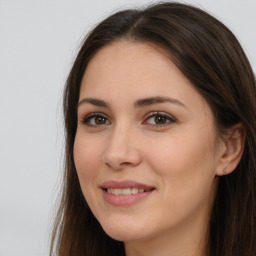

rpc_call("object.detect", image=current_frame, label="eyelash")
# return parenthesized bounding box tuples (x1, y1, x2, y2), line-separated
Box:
(81, 112, 110, 127)
(143, 112, 176, 127)
(80, 112, 176, 128)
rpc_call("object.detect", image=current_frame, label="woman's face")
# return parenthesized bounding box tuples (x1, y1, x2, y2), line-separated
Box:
(74, 41, 222, 244)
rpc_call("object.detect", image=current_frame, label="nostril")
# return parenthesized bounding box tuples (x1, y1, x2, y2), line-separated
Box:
(120, 162, 132, 166)
(104, 159, 133, 169)
(105, 162, 111, 168)
(102, 147, 142, 170)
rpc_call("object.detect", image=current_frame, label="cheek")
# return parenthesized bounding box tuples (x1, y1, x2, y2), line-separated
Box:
(73, 133, 107, 217)
(73, 134, 103, 195)
(144, 128, 217, 197)
(143, 132, 217, 227)
(149, 132, 214, 169)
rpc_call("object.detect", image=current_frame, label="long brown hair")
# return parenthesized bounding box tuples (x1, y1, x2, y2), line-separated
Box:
(50, 2, 256, 255)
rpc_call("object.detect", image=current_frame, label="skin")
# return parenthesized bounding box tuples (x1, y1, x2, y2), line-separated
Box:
(73, 41, 244, 256)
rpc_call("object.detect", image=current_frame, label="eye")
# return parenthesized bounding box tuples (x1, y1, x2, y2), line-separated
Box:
(143, 112, 176, 127)
(81, 113, 110, 127)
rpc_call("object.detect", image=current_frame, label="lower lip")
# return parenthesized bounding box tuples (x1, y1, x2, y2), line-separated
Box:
(102, 189, 154, 206)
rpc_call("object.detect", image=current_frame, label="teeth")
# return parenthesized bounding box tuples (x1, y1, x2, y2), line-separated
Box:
(122, 188, 131, 195)
(131, 188, 138, 194)
(107, 188, 146, 195)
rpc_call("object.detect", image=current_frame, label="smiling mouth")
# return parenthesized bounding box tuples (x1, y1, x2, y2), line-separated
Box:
(104, 187, 155, 195)
(100, 180, 156, 205)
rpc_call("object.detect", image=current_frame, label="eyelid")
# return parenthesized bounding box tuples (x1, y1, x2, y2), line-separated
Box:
(80, 112, 111, 126)
(143, 111, 176, 126)
(79, 111, 176, 128)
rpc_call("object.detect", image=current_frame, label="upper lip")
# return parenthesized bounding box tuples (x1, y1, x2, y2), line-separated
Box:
(100, 180, 155, 190)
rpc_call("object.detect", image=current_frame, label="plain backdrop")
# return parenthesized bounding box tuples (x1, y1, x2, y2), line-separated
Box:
(0, 1, 255, 255)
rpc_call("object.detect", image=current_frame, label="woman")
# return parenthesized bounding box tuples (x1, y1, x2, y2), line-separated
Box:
(50, 2, 256, 256)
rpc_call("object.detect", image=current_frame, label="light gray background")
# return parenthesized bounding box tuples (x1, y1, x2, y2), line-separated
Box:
(0, 1, 255, 255)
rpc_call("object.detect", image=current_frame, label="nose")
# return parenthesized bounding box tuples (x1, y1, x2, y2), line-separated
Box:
(102, 125, 142, 170)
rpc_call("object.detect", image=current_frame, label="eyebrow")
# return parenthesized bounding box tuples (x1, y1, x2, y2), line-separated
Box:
(78, 98, 109, 108)
(77, 96, 187, 109)
(134, 96, 187, 109)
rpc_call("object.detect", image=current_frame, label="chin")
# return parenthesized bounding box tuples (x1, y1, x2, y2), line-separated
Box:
(100, 218, 148, 242)
(105, 229, 145, 242)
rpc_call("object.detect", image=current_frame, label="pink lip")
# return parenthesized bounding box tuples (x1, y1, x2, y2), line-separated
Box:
(100, 180, 155, 190)
(100, 180, 155, 206)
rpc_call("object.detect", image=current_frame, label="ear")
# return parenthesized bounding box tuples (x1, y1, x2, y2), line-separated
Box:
(215, 123, 246, 176)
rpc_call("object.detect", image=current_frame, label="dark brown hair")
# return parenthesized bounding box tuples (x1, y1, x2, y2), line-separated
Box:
(50, 2, 256, 256)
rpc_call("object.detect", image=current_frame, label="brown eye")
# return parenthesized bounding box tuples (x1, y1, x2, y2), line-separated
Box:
(95, 116, 107, 125)
(144, 112, 176, 127)
(154, 115, 167, 124)
(82, 113, 110, 127)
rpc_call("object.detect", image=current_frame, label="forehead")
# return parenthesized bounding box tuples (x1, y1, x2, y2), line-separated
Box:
(80, 41, 208, 108)
(81, 41, 191, 97)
